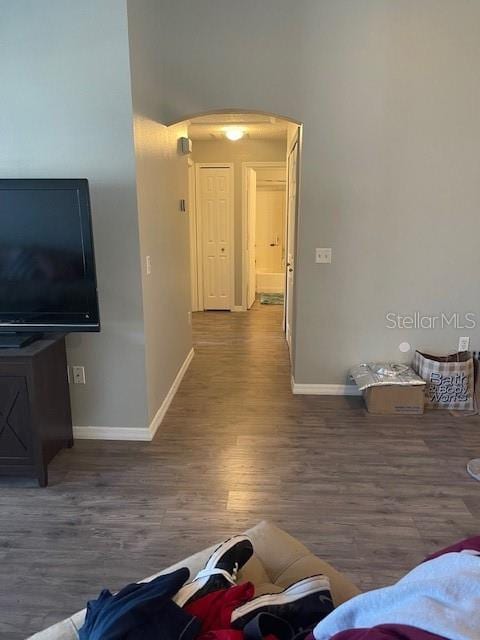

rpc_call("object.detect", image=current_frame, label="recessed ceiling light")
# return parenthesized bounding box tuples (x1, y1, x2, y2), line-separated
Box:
(225, 127, 244, 141)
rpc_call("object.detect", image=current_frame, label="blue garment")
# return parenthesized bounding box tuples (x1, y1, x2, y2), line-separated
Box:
(79, 568, 201, 640)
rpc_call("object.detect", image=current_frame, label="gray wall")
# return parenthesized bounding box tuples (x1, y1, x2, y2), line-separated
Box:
(0, 0, 149, 428)
(130, 116, 192, 423)
(127, 1, 193, 422)
(136, 0, 480, 384)
(192, 138, 286, 306)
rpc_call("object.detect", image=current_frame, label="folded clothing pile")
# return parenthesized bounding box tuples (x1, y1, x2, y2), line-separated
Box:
(79, 535, 334, 640)
(79, 533, 480, 640)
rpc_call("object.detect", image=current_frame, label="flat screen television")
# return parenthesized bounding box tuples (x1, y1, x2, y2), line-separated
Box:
(0, 179, 100, 345)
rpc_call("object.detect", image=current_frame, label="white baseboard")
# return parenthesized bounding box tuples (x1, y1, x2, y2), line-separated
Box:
(73, 425, 152, 440)
(73, 348, 195, 441)
(148, 347, 194, 439)
(291, 378, 361, 396)
(231, 305, 246, 312)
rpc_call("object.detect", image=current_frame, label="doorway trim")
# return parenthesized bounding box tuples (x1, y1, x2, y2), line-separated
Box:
(188, 158, 199, 312)
(241, 161, 287, 311)
(284, 129, 301, 359)
(194, 162, 235, 311)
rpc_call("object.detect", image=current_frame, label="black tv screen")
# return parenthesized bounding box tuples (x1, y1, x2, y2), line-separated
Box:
(0, 179, 100, 332)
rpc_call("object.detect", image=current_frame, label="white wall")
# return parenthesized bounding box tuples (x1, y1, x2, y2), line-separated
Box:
(0, 0, 149, 430)
(137, 0, 480, 384)
(192, 138, 286, 306)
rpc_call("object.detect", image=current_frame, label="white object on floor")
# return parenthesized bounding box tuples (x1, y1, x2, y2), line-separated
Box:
(467, 458, 480, 481)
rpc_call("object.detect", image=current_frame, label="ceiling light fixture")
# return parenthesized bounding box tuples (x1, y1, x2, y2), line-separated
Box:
(225, 127, 244, 141)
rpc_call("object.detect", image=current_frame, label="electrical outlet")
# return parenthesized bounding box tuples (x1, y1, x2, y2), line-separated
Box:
(146, 255, 152, 275)
(315, 248, 332, 264)
(458, 336, 470, 352)
(72, 366, 86, 384)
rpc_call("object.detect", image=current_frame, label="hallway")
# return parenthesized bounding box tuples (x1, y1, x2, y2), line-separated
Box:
(3, 303, 480, 639)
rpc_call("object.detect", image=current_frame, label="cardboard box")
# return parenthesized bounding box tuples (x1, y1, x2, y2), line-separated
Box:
(363, 384, 425, 415)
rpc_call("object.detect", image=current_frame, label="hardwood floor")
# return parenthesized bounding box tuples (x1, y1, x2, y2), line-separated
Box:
(2, 301, 480, 638)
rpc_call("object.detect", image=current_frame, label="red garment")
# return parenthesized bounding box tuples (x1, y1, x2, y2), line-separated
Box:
(330, 625, 447, 640)
(185, 582, 255, 633)
(424, 535, 480, 562)
(201, 632, 244, 640)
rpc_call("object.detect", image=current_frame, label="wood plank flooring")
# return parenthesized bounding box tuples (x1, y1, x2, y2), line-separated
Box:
(2, 301, 480, 638)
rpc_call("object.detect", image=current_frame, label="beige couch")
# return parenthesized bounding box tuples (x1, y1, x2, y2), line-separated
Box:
(28, 521, 360, 640)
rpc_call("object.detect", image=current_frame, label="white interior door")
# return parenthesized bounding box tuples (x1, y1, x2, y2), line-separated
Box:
(255, 188, 286, 276)
(247, 168, 257, 309)
(199, 167, 233, 310)
(285, 141, 298, 353)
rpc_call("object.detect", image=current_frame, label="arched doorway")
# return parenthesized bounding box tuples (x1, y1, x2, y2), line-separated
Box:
(175, 111, 302, 360)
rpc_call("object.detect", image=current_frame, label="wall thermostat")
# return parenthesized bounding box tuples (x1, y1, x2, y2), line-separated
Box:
(179, 137, 192, 155)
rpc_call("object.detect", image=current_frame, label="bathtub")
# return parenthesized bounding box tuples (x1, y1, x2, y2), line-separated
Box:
(256, 271, 285, 294)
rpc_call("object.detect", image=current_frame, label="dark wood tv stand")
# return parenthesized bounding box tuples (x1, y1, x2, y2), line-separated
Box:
(0, 335, 73, 486)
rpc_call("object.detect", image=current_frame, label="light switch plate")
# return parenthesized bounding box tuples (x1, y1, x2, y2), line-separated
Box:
(458, 336, 470, 352)
(315, 248, 332, 264)
(72, 366, 86, 384)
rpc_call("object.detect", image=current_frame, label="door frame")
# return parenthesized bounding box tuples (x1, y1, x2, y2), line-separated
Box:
(188, 158, 200, 312)
(246, 167, 257, 310)
(284, 128, 302, 359)
(194, 163, 235, 311)
(241, 161, 287, 311)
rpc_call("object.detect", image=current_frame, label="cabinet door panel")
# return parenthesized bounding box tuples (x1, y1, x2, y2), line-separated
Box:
(0, 376, 32, 463)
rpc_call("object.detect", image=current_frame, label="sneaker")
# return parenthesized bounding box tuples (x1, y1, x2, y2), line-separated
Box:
(174, 534, 254, 607)
(242, 612, 294, 640)
(231, 574, 333, 633)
